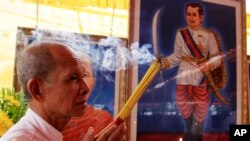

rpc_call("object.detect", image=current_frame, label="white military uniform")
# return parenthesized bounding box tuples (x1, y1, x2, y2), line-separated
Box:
(166, 26, 221, 86)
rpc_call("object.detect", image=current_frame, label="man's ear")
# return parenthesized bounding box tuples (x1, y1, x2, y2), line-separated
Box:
(200, 15, 204, 23)
(27, 78, 44, 101)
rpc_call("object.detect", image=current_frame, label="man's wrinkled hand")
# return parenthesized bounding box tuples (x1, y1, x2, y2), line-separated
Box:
(83, 122, 127, 141)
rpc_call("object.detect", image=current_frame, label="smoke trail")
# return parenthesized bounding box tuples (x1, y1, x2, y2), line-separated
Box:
(29, 29, 156, 72)
(25, 29, 157, 83)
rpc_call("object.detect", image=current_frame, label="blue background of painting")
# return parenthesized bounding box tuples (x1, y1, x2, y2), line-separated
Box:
(137, 0, 237, 133)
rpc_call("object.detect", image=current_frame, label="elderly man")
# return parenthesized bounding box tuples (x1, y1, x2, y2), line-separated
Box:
(0, 41, 126, 141)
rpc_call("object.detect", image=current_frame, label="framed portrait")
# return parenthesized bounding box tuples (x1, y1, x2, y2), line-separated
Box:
(13, 27, 129, 117)
(128, 0, 247, 140)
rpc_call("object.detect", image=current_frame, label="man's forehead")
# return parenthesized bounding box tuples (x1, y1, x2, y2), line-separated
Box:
(187, 6, 199, 12)
(81, 60, 91, 70)
(74, 55, 90, 69)
(76, 53, 91, 63)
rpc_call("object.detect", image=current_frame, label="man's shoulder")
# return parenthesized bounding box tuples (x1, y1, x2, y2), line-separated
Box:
(0, 124, 36, 141)
(200, 27, 215, 35)
(177, 27, 214, 35)
(177, 27, 188, 32)
(0, 134, 31, 141)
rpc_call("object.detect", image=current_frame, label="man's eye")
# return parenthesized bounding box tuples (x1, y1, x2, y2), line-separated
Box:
(70, 75, 78, 80)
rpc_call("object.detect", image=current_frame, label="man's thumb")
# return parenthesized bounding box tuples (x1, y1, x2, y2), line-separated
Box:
(83, 127, 95, 141)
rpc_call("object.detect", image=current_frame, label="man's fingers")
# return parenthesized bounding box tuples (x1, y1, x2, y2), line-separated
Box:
(96, 124, 117, 141)
(106, 123, 126, 141)
(94, 122, 115, 139)
(121, 134, 126, 141)
(95, 122, 127, 141)
(83, 127, 95, 141)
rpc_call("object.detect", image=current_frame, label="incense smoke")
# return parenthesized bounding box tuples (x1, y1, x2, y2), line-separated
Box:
(29, 29, 156, 72)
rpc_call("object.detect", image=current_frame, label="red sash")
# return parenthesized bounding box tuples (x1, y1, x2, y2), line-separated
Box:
(180, 29, 204, 58)
(180, 28, 206, 84)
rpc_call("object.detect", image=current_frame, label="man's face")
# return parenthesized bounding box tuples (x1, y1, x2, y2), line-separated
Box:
(186, 6, 203, 29)
(40, 47, 90, 118)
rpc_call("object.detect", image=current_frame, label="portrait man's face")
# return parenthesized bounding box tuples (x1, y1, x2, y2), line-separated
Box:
(186, 6, 203, 29)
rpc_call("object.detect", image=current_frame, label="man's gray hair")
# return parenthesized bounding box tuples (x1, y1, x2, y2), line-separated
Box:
(16, 41, 61, 100)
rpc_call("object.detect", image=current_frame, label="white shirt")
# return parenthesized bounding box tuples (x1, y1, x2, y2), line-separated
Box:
(167, 27, 221, 86)
(0, 108, 63, 141)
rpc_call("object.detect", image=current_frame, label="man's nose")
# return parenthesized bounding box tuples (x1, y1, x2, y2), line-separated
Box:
(79, 78, 90, 95)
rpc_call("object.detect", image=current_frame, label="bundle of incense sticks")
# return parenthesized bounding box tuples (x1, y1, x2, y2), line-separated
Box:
(94, 60, 161, 138)
(114, 59, 161, 125)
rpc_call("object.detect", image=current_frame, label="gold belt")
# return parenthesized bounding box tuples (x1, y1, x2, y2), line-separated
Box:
(182, 56, 206, 63)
